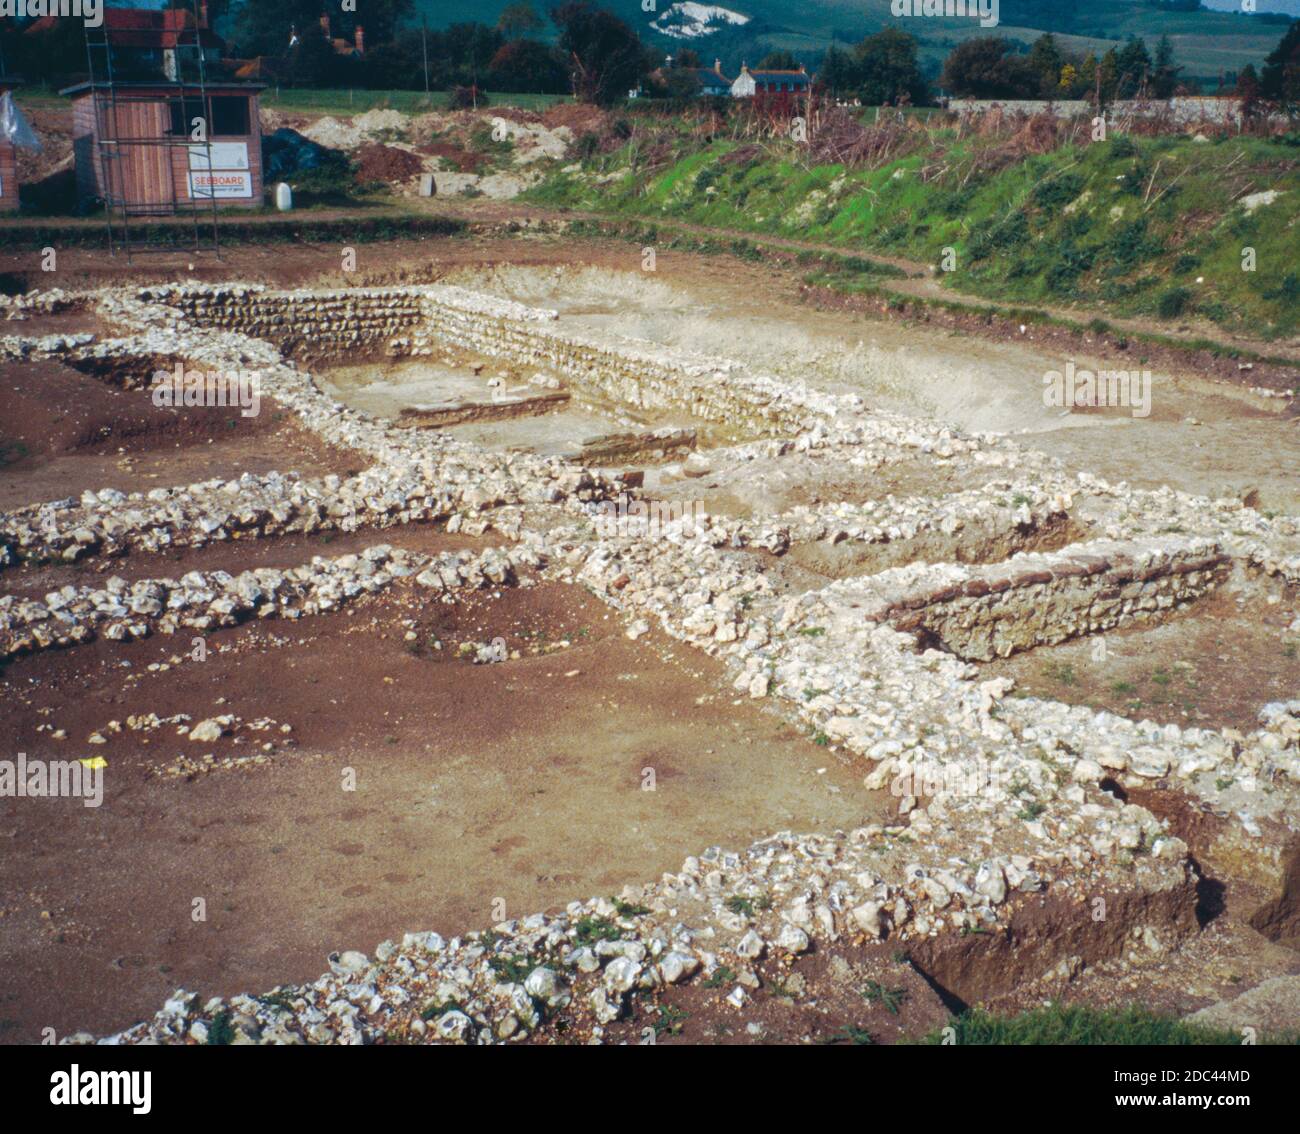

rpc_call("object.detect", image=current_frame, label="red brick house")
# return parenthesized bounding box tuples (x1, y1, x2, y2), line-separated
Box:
(730, 64, 812, 113)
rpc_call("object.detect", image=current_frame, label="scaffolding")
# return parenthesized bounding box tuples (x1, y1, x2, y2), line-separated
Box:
(82, 0, 221, 260)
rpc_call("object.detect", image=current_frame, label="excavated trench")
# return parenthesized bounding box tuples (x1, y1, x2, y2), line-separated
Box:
(314, 356, 718, 463)
(1249, 838, 1300, 949)
(0, 579, 888, 1039)
(908, 877, 1203, 1011)
(782, 512, 1086, 581)
(983, 584, 1299, 734)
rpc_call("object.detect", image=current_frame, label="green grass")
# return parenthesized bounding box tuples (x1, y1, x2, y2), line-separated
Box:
(572, 915, 622, 947)
(862, 981, 908, 1016)
(529, 131, 1300, 340)
(918, 1004, 1300, 1045)
(724, 894, 773, 918)
(0, 438, 30, 468)
(204, 1009, 235, 1045)
(652, 1004, 688, 1037)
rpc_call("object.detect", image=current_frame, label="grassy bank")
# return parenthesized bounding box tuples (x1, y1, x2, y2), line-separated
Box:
(918, 1005, 1300, 1045)
(529, 126, 1300, 339)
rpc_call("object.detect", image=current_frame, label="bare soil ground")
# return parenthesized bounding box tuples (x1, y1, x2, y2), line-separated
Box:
(0, 579, 883, 1042)
(0, 359, 362, 510)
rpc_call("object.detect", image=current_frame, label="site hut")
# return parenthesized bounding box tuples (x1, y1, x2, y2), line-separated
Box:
(730, 63, 812, 112)
(64, 78, 265, 213)
(62, 5, 264, 214)
(0, 77, 22, 213)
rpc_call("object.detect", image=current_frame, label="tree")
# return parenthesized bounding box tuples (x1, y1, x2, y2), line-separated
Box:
(231, 0, 412, 61)
(817, 44, 860, 98)
(231, 0, 325, 57)
(350, 0, 414, 51)
(1260, 20, 1300, 108)
(435, 23, 506, 87)
(1027, 33, 1063, 98)
(1237, 63, 1262, 121)
(854, 28, 928, 106)
(1151, 34, 1180, 99)
(497, 2, 544, 41)
(489, 39, 568, 93)
(1097, 48, 1120, 105)
(1074, 52, 1098, 98)
(286, 26, 342, 88)
(758, 50, 799, 71)
(550, 2, 647, 104)
(362, 29, 428, 89)
(1114, 37, 1151, 99)
(672, 48, 702, 69)
(940, 37, 1034, 99)
(662, 69, 702, 99)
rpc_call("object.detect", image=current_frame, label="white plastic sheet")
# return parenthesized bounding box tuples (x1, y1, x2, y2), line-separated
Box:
(0, 91, 41, 151)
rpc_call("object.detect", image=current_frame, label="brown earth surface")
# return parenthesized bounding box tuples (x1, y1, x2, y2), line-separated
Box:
(0, 580, 883, 1043)
(0, 358, 363, 510)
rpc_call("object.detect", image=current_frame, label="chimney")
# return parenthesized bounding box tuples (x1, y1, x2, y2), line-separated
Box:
(714, 58, 723, 75)
(355, 25, 364, 54)
(320, 14, 330, 39)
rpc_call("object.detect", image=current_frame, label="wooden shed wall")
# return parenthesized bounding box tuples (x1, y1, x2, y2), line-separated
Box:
(71, 91, 262, 211)
(0, 142, 17, 212)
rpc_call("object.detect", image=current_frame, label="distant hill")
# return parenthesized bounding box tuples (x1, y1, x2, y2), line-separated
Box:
(420, 0, 1297, 84)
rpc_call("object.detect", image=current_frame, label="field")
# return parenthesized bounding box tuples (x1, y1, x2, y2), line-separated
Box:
(423, 0, 1292, 81)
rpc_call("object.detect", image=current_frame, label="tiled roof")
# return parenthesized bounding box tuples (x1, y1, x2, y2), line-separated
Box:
(748, 70, 810, 84)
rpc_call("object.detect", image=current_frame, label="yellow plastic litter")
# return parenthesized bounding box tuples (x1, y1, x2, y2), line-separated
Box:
(78, 757, 108, 770)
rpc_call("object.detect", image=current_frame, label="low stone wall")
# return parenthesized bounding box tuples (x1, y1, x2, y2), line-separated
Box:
(148, 285, 427, 360)
(867, 537, 1229, 661)
(145, 282, 836, 435)
(0, 541, 540, 661)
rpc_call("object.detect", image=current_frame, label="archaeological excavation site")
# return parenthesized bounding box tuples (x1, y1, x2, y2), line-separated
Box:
(1, 241, 1296, 1055)
(1, 0, 1298, 1077)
